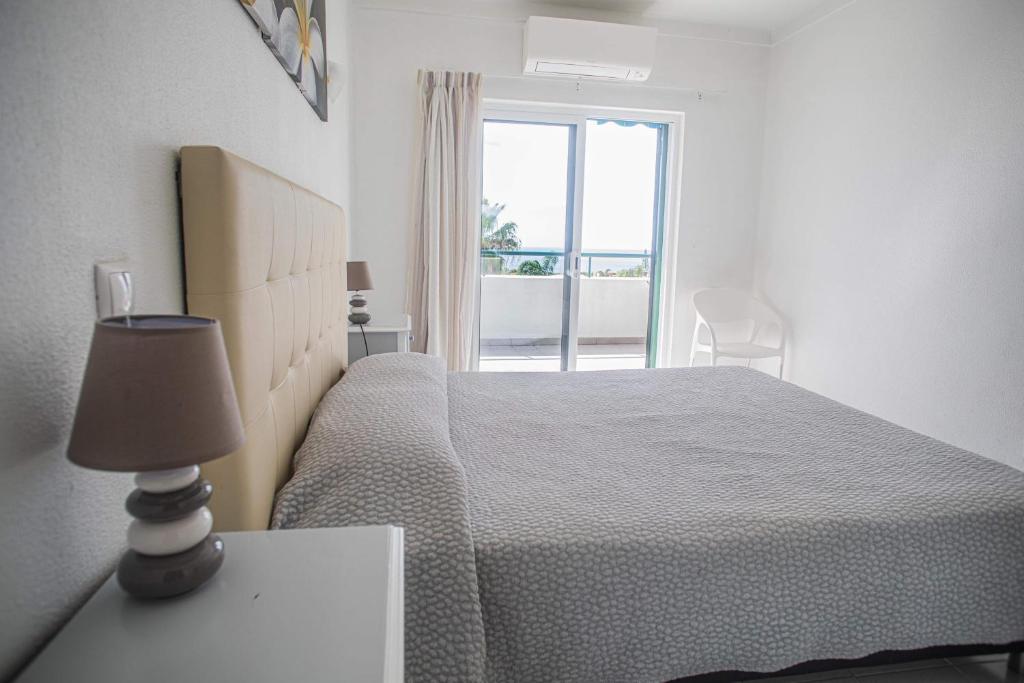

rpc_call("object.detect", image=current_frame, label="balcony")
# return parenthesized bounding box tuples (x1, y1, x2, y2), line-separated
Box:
(480, 342, 647, 372)
(479, 250, 651, 372)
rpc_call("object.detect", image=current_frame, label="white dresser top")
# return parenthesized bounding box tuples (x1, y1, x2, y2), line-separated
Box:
(18, 526, 404, 683)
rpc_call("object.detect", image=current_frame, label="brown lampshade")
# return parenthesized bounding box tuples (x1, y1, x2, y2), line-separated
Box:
(347, 261, 374, 291)
(67, 316, 245, 472)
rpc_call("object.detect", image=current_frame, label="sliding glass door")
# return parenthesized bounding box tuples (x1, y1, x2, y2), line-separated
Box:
(479, 120, 575, 371)
(575, 118, 668, 371)
(478, 108, 671, 373)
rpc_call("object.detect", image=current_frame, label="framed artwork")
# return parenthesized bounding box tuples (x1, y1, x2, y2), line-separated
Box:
(240, 0, 328, 121)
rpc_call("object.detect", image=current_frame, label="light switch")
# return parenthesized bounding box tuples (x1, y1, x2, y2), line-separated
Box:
(94, 261, 134, 319)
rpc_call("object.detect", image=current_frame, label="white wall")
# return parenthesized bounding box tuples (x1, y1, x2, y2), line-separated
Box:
(349, 0, 770, 364)
(0, 1, 352, 677)
(755, 0, 1024, 467)
(481, 276, 565, 341)
(578, 277, 650, 340)
(480, 275, 649, 341)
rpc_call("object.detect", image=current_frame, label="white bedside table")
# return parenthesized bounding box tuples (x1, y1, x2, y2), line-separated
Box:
(349, 314, 412, 362)
(18, 526, 404, 683)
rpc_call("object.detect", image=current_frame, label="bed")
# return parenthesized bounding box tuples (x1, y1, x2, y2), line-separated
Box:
(181, 146, 1024, 683)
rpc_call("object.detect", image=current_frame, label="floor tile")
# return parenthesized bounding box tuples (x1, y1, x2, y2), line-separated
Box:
(577, 355, 646, 371)
(479, 342, 646, 372)
(579, 343, 646, 356)
(479, 346, 517, 357)
(749, 669, 854, 682)
(952, 660, 1022, 683)
(950, 656, 1012, 665)
(756, 660, 974, 683)
(850, 659, 953, 676)
(852, 665, 969, 681)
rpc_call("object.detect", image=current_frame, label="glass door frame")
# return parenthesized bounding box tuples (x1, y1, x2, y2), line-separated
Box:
(481, 101, 684, 371)
(481, 115, 580, 371)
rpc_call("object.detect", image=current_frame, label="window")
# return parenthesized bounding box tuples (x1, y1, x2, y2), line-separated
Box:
(478, 105, 680, 372)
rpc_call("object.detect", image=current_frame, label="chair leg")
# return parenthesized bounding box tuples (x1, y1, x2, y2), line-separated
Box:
(1009, 651, 1021, 673)
(690, 322, 702, 368)
(778, 354, 785, 380)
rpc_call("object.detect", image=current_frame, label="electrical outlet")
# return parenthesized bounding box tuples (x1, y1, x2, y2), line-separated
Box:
(94, 261, 134, 319)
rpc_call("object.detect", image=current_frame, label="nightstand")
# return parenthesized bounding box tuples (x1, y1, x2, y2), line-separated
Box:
(18, 526, 404, 683)
(349, 314, 412, 362)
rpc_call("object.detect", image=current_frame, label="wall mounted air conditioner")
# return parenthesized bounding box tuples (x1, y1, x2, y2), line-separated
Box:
(523, 16, 657, 82)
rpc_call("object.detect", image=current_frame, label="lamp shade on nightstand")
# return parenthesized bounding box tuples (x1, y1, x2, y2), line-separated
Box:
(67, 315, 244, 599)
(347, 261, 374, 292)
(347, 261, 375, 326)
(68, 315, 244, 471)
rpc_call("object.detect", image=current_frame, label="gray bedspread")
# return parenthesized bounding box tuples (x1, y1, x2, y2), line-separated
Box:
(273, 354, 487, 682)
(274, 353, 1024, 683)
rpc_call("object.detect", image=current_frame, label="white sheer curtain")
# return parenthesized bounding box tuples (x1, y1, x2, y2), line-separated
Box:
(406, 70, 483, 371)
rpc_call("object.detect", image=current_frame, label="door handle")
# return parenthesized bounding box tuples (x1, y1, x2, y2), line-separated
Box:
(566, 252, 582, 278)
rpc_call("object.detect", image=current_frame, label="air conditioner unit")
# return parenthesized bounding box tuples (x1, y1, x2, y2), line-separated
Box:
(523, 16, 657, 82)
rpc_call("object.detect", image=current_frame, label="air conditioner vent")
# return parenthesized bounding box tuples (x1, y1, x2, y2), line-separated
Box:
(523, 17, 656, 82)
(533, 62, 633, 80)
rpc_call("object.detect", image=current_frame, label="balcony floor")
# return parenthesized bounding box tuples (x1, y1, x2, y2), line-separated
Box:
(479, 343, 646, 372)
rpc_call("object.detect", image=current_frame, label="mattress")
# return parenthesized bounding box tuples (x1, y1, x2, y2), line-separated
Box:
(274, 353, 1024, 683)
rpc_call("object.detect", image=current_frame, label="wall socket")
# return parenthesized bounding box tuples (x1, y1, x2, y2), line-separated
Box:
(94, 261, 134, 319)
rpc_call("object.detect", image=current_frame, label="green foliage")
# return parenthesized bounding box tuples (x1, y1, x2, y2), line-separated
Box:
(481, 198, 521, 253)
(616, 263, 648, 278)
(516, 259, 548, 276)
(593, 256, 649, 278)
(516, 256, 556, 276)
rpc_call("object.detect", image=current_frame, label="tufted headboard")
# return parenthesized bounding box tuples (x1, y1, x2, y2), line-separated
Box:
(180, 146, 348, 531)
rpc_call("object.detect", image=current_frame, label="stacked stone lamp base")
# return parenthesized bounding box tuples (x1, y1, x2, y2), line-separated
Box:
(118, 465, 225, 599)
(349, 292, 371, 325)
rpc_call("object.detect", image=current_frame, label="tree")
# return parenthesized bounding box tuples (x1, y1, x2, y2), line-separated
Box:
(481, 198, 521, 252)
(517, 255, 557, 276)
(517, 260, 547, 275)
(615, 263, 649, 278)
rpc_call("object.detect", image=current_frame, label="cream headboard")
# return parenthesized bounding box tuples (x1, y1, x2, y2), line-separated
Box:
(180, 146, 347, 531)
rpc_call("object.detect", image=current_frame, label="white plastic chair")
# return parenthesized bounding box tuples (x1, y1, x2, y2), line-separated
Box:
(689, 288, 786, 378)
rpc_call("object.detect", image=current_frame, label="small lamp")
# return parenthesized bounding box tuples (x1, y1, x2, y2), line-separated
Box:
(68, 315, 244, 599)
(347, 261, 374, 325)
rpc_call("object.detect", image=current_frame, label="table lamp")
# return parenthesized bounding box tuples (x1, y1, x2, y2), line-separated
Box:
(67, 315, 244, 599)
(347, 261, 374, 325)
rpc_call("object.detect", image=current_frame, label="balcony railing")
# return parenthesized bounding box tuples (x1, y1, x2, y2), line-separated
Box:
(480, 248, 651, 278)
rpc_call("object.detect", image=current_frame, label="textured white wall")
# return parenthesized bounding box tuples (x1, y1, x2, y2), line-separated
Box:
(349, 0, 769, 365)
(755, 0, 1024, 467)
(0, 1, 352, 677)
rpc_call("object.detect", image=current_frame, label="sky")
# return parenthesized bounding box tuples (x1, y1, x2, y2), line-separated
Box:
(482, 119, 660, 256)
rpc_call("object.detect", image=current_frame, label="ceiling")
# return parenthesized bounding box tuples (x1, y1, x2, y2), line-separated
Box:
(513, 0, 834, 33)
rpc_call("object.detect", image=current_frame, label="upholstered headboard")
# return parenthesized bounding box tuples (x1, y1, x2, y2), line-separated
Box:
(180, 146, 347, 531)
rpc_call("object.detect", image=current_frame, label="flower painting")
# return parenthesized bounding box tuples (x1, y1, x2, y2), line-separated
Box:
(240, 0, 328, 121)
